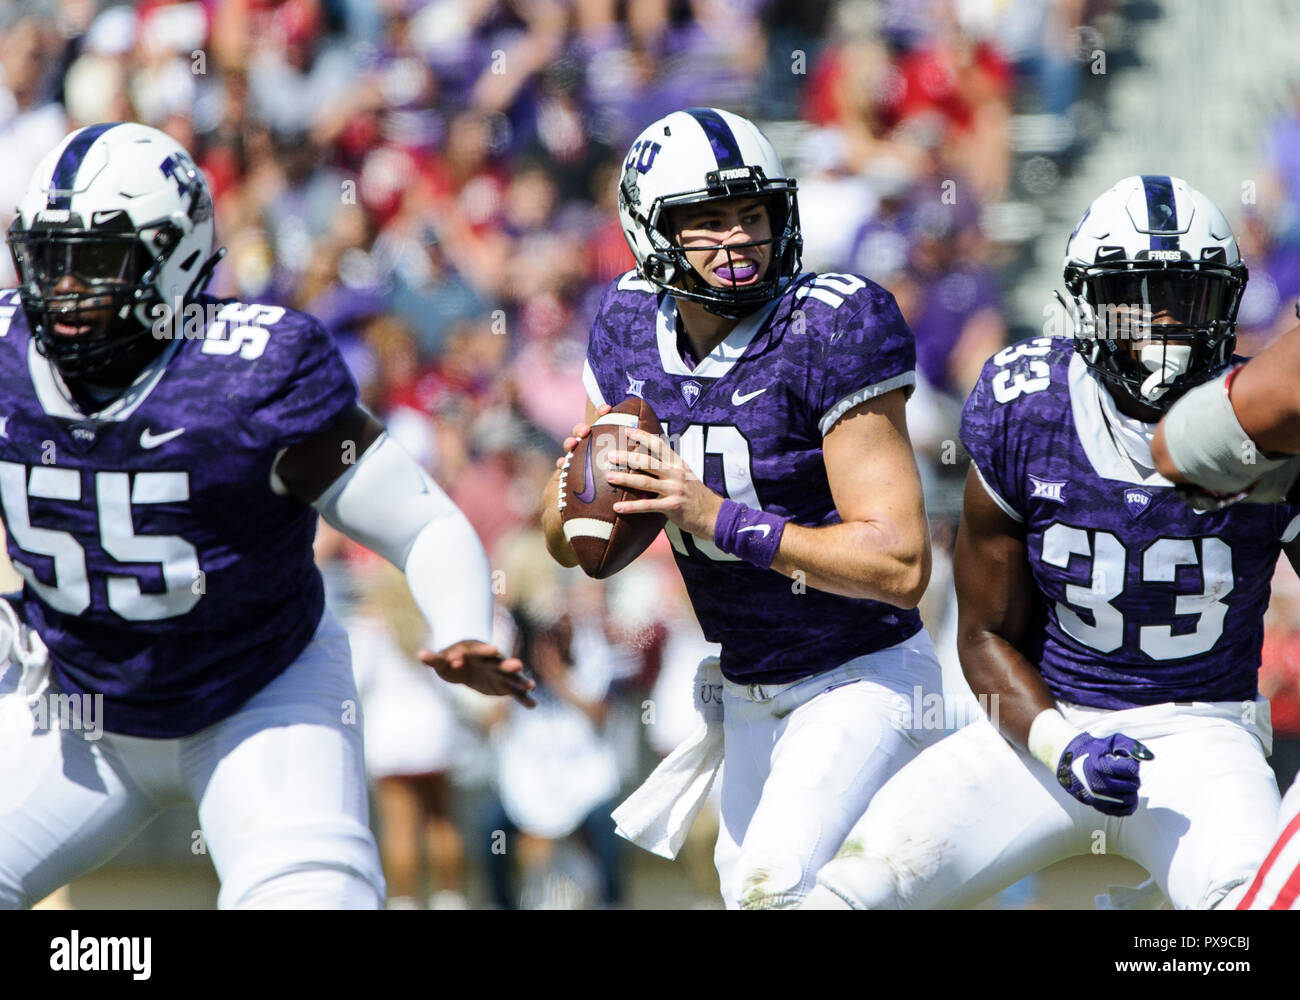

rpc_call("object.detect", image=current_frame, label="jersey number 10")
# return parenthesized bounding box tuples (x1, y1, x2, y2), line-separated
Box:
(660, 423, 760, 561)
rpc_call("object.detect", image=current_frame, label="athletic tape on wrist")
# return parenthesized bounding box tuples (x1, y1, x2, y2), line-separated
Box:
(1027, 708, 1078, 772)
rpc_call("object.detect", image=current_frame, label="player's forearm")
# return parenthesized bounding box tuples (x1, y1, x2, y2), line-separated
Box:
(1153, 363, 1300, 498)
(402, 516, 494, 646)
(1154, 324, 1300, 483)
(1227, 335, 1300, 453)
(313, 433, 495, 646)
(540, 467, 579, 568)
(953, 469, 1051, 750)
(770, 519, 931, 607)
(1149, 422, 1187, 483)
(957, 622, 1056, 749)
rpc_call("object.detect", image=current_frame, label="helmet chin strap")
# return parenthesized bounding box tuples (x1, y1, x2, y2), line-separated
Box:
(1138, 343, 1192, 401)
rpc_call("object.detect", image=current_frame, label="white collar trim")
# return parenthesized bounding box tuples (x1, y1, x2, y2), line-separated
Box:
(29, 337, 180, 422)
(1067, 352, 1172, 487)
(655, 295, 781, 378)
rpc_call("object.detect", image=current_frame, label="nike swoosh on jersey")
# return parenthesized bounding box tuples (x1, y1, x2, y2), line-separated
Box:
(139, 427, 186, 449)
(731, 387, 768, 406)
(573, 441, 598, 504)
(737, 523, 771, 538)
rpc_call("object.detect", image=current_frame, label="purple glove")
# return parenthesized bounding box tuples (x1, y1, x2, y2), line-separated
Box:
(1056, 732, 1154, 817)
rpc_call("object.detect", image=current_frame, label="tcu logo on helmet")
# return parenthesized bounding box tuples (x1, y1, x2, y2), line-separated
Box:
(621, 141, 661, 211)
(624, 140, 661, 175)
(160, 152, 212, 224)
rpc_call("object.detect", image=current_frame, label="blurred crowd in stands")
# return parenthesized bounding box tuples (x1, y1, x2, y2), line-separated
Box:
(6, 0, 1300, 907)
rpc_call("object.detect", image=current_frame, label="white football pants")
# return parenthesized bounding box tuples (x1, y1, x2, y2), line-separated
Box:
(810, 700, 1280, 910)
(0, 609, 384, 909)
(1239, 777, 1300, 909)
(714, 629, 943, 908)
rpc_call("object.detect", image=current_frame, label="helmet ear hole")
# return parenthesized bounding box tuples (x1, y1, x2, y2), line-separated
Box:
(644, 254, 677, 285)
(148, 223, 181, 256)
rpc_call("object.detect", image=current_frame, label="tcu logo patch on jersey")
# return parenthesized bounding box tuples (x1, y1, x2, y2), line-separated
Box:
(1124, 488, 1153, 519)
(680, 380, 702, 406)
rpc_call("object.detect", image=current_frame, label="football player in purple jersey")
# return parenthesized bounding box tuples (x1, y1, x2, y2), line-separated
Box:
(808, 175, 1297, 910)
(0, 122, 532, 910)
(539, 108, 944, 908)
(1152, 273, 1300, 910)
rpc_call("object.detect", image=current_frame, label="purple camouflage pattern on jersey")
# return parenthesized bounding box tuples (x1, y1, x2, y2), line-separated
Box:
(0, 290, 357, 737)
(960, 337, 1295, 708)
(585, 269, 923, 685)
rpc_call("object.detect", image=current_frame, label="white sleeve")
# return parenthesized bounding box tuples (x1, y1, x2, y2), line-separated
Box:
(1162, 369, 1295, 494)
(582, 358, 607, 408)
(312, 433, 494, 649)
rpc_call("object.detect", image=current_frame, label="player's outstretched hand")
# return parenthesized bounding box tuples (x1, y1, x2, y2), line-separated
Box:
(1056, 732, 1154, 817)
(420, 640, 537, 708)
(556, 404, 613, 470)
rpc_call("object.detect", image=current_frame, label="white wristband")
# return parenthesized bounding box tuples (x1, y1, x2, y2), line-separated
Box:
(1027, 708, 1078, 772)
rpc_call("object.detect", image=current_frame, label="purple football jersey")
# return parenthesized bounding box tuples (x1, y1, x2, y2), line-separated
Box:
(584, 270, 923, 684)
(0, 291, 357, 737)
(960, 337, 1295, 708)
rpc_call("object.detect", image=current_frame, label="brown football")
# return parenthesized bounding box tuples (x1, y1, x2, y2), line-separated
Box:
(558, 396, 667, 579)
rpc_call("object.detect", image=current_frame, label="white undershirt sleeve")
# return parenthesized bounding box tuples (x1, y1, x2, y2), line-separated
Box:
(1162, 368, 1294, 494)
(582, 358, 607, 409)
(311, 433, 493, 650)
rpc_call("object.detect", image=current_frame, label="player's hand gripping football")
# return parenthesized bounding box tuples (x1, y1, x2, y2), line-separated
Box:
(557, 404, 612, 470)
(419, 640, 536, 708)
(605, 429, 725, 541)
(1056, 731, 1154, 817)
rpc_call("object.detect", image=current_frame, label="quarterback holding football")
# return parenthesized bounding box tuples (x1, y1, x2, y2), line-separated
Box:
(0, 123, 532, 909)
(540, 107, 943, 908)
(808, 176, 1293, 910)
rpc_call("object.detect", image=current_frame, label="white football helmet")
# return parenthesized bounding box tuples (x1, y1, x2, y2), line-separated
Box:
(1063, 174, 1247, 414)
(7, 122, 221, 382)
(618, 108, 801, 318)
